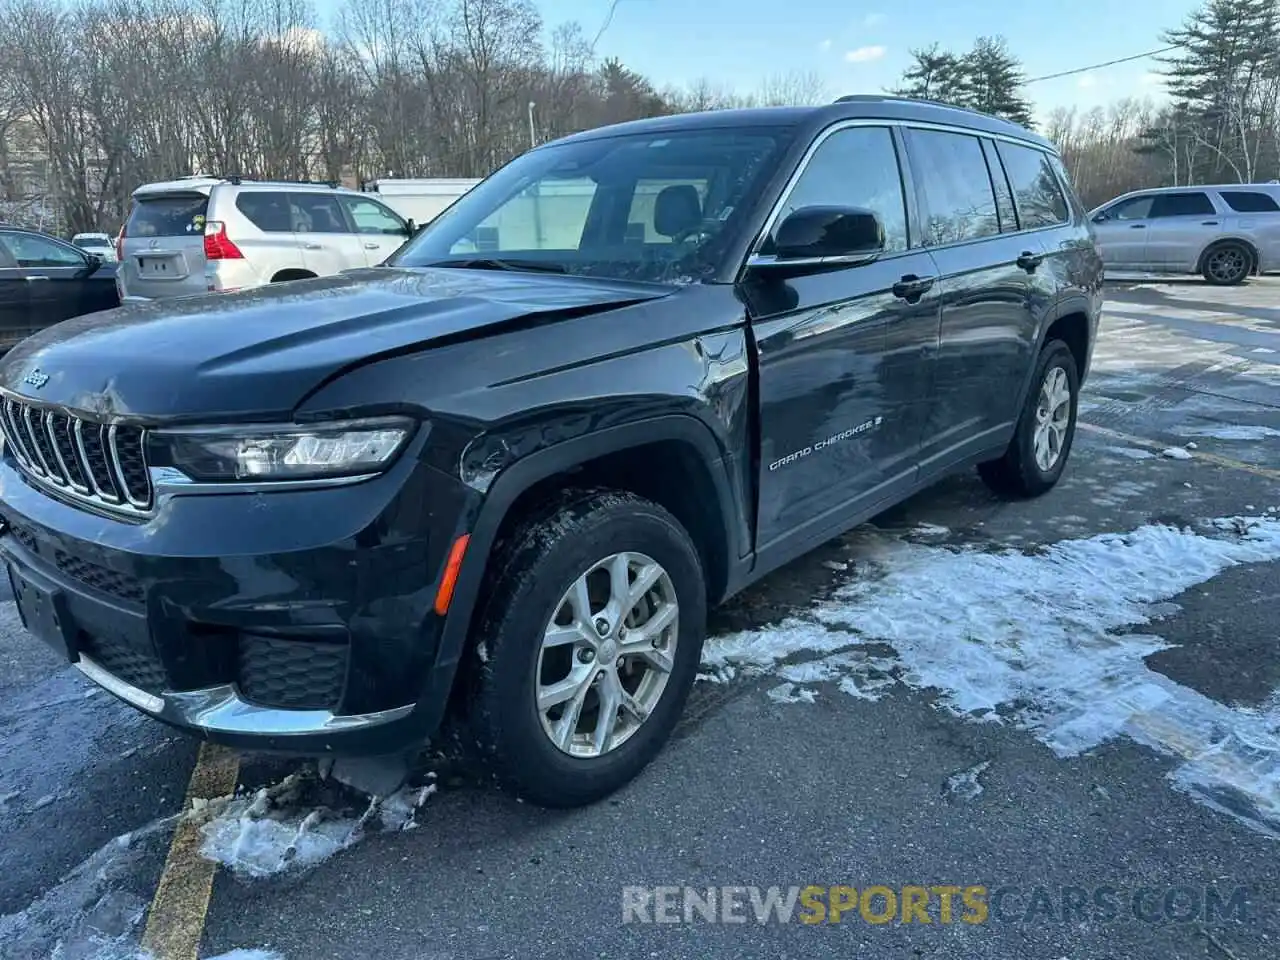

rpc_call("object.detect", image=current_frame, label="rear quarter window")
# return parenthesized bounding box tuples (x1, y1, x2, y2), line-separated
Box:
(994, 141, 1070, 229)
(1218, 190, 1280, 213)
(127, 194, 208, 238)
(235, 192, 295, 232)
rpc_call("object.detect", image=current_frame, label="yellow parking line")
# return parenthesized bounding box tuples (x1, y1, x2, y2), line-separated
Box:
(140, 742, 240, 960)
(1080, 422, 1280, 481)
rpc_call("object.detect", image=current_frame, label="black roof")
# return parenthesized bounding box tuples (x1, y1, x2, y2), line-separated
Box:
(550, 95, 1053, 152)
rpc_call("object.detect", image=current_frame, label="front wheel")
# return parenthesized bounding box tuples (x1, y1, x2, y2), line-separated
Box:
(468, 489, 706, 807)
(978, 339, 1080, 498)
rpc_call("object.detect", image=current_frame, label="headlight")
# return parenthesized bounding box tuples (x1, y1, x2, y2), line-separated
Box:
(163, 417, 415, 481)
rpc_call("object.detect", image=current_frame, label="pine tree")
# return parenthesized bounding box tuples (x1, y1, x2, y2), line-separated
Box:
(1157, 0, 1280, 181)
(961, 36, 1034, 127)
(892, 44, 970, 106)
(892, 37, 1034, 127)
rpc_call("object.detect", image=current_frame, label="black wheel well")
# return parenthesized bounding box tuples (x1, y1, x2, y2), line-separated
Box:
(1198, 237, 1258, 274)
(488, 440, 732, 605)
(271, 268, 316, 283)
(1043, 312, 1089, 380)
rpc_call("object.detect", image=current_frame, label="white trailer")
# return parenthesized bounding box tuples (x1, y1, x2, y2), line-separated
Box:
(362, 178, 481, 226)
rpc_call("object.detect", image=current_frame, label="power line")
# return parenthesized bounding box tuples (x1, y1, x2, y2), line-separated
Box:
(591, 0, 625, 51)
(1023, 45, 1182, 84)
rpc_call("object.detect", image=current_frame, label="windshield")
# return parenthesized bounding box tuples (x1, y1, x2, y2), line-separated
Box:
(388, 126, 795, 284)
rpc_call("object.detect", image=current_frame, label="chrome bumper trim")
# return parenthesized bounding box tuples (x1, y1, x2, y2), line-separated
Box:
(75, 658, 415, 736)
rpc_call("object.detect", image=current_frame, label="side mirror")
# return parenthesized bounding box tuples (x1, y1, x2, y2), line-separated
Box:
(1091, 212, 1109, 223)
(752, 205, 885, 270)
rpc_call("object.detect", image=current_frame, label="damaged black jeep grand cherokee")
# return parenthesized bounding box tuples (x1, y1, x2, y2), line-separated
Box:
(0, 97, 1102, 807)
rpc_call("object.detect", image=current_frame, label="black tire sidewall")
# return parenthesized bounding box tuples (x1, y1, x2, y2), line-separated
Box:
(1203, 243, 1250, 285)
(1014, 340, 1080, 489)
(477, 495, 705, 805)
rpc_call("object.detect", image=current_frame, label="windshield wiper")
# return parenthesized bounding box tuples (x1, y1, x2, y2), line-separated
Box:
(420, 257, 567, 274)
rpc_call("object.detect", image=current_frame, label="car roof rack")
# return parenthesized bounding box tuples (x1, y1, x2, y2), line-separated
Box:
(221, 176, 342, 188)
(833, 93, 1023, 126)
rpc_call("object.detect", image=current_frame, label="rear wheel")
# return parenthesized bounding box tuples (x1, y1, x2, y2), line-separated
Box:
(978, 339, 1079, 498)
(469, 489, 705, 807)
(1201, 242, 1251, 285)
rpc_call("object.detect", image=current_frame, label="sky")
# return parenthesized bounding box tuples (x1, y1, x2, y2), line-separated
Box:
(528, 0, 1204, 123)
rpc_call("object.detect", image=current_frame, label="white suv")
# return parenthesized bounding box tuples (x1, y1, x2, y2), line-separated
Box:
(116, 177, 415, 302)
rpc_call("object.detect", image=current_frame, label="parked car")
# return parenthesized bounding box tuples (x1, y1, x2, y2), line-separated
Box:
(0, 226, 119, 352)
(1088, 183, 1280, 284)
(0, 96, 1101, 807)
(116, 176, 416, 302)
(70, 232, 118, 262)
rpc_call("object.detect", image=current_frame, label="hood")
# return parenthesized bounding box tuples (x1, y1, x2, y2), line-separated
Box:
(0, 267, 672, 421)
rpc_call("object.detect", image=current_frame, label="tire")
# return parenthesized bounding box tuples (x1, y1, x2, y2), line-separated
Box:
(469, 488, 706, 808)
(1201, 242, 1252, 285)
(978, 339, 1080, 498)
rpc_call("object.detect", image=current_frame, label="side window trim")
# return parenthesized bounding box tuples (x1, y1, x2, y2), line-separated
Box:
(980, 137, 1020, 233)
(739, 116, 1073, 274)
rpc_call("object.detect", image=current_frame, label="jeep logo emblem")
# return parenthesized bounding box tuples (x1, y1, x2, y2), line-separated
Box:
(23, 368, 49, 388)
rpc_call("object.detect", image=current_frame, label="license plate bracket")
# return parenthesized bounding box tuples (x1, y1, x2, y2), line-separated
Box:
(8, 564, 75, 661)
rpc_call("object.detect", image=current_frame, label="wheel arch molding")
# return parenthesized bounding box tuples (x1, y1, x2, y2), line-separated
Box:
(416, 414, 746, 728)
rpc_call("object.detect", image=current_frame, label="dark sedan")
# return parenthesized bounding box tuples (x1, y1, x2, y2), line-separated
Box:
(0, 227, 120, 352)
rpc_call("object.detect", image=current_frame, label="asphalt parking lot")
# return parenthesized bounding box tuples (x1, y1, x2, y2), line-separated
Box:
(2, 277, 1279, 960)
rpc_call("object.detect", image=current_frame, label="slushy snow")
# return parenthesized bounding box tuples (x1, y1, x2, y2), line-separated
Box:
(703, 516, 1280, 836)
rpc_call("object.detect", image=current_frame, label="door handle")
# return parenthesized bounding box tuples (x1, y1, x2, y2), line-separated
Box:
(1016, 250, 1045, 272)
(1128, 224, 1146, 229)
(304, 243, 323, 250)
(1201, 220, 1219, 226)
(362, 242, 381, 250)
(24, 275, 49, 281)
(891, 274, 935, 303)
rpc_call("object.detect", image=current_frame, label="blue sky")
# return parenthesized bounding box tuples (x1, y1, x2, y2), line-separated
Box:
(533, 0, 1202, 122)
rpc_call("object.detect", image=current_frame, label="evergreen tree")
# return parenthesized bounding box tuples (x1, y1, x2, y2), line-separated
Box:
(1157, 0, 1280, 181)
(892, 36, 1034, 127)
(892, 44, 969, 106)
(962, 36, 1034, 127)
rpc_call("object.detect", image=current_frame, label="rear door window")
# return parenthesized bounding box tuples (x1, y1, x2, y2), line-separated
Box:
(904, 128, 1001, 245)
(994, 141, 1070, 228)
(340, 196, 407, 235)
(290, 194, 349, 233)
(2, 232, 85, 267)
(1218, 190, 1280, 213)
(235, 192, 295, 233)
(1149, 192, 1216, 218)
(126, 194, 208, 237)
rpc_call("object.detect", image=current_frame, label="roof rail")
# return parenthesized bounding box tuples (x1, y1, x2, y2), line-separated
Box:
(834, 93, 1023, 127)
(220, 176, 342, 188)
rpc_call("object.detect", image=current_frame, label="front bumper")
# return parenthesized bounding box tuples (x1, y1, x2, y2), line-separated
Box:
(0, 443, 477, 754)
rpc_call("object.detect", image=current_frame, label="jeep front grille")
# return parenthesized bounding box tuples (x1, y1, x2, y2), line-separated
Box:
(0, 398, 152, 512)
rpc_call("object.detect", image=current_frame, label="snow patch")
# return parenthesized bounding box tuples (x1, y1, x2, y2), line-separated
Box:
(944, 761, 991, 802)
(197, 769, 437, 879)
(1179, 424, 1280, 442)
(1161, 446, 1193, 460)
(703, 517, 1280, 835)
(1102, 445, 1155, 460)
(767, 682, 817, 704)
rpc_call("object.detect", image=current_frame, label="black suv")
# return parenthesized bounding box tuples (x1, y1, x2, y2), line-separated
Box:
(0, 97, 1102, 806)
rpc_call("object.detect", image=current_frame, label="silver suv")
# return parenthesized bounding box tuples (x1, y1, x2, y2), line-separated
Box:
(1088, 184, 1280, 285)
(117, 177, 414, 302)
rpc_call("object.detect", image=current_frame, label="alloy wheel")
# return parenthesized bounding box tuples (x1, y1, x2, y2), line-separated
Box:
(1033, 365, 1072, 472)
(535, 551, 679, 758)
